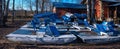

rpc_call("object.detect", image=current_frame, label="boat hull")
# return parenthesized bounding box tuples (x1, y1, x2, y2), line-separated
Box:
(6, 34, 76, 44)
(77, 35, 120, 44)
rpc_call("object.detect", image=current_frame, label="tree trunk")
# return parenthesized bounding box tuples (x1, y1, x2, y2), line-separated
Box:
(29, 0, 33, 14)
(0, 0, 2, 26)
(87, 0, 91, 23)
(3, 0, 6, 16)
(12, 0, 15, 23)
(41, 0, 45, 13)
(3, 0, 10, 26)
(2, 0, 5, 26)
(91, 0, 95, 24)
(36, 0, 38, 14)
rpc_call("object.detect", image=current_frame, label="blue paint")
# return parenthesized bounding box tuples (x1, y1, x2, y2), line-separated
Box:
(53, 2, 86, 9)
(12, 29, 32, 35)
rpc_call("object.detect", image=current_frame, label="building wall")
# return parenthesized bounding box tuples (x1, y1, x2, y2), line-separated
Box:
(95, 0, 110, 20)
(95, 0, 101, 20)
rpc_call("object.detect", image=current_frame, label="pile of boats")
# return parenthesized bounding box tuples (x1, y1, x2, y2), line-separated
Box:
(6, 12, 120, 44)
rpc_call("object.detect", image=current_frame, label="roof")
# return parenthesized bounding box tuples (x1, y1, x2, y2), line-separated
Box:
(53, 2, 86, 9)
(34, 12, 54, 18)
(109, 3, 120, 6)
(102, 0, 120, 2)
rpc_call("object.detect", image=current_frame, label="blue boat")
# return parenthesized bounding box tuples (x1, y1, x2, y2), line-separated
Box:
(6, 12, 120, 44)
(76, 21, 120, 44)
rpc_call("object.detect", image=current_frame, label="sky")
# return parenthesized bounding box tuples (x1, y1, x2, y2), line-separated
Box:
(9, 0, 82, 11)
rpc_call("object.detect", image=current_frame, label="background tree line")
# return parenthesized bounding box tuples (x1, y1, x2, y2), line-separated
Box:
(0, 0, 81, 27)
(0, 0, 54, 27)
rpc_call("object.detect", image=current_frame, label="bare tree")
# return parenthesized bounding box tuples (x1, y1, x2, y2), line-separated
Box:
(16, 0, 22, 10)
(12, 0, 15, 23)
(36, 0, 52, 13)
(3, 0, 10, 26)
(0, 0, 2, 26)
(36, 0, 38, 14)
(25, 0, 35, 14)
(41, 0, 45, 13)
(38, 0, 41, 12)
(44, 0, 51, 12)
(40, 0, 51, 13)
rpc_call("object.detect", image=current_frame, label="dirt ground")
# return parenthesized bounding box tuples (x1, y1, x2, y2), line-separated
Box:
(0, 19, 120, 49)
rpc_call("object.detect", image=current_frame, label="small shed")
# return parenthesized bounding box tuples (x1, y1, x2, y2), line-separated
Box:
(52, 2, 87, 18)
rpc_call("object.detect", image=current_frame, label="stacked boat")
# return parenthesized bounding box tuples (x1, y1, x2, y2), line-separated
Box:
(6, 12, 120, 44)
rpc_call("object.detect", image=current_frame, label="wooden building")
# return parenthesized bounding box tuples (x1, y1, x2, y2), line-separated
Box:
(82, 0, 120, 23)
(52, 2, 87, 18)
